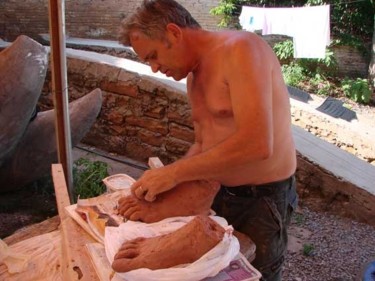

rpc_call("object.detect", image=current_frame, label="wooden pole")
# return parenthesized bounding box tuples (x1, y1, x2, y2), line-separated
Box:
(48, 0, 74, 202)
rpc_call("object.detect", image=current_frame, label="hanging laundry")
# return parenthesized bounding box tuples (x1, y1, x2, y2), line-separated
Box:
(239, 6, 265, 32)
(239, 5, 331, 59)
(292, 5, 330, 58)
(262, 7, 295, 37)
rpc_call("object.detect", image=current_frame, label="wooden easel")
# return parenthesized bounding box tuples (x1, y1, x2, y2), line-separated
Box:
(52, 164, 100, 281)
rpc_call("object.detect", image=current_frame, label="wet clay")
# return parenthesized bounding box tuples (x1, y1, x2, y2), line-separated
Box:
(112, 215, 225, 272)
(118, 180, 220, 223)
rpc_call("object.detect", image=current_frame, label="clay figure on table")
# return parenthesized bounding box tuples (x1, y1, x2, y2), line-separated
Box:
(118, 179, 219, 223)
(112, 215, 225, 272)
(117, 1, 298, 280)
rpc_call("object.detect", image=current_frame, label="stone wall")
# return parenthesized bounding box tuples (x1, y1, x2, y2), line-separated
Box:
(0, 0, 221, 42)
(41, 57, 194, 165)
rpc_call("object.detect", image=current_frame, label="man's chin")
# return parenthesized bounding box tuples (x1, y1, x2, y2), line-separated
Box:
(171, 73, 188, 81)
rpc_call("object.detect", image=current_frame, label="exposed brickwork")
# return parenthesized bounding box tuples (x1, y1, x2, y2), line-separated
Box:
(0, 0, 221, 42)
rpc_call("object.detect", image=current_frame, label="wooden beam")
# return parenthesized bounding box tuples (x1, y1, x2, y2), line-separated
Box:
(52, 164, 100, 281)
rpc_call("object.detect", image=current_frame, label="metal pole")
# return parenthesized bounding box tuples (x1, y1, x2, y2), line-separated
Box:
(48, 0, 74, 202)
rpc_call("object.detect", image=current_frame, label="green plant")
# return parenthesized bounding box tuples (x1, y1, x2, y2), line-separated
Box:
(210, 0, 244, 28)
(303, 243, 315, 256)
(73, 157, 109, 202)
(281, 62, 307, 86)
(273, 39, 294, 60)
(341, 78, 372, 104)
(293, 213, 305, 226)
(309, 73, 334, 96)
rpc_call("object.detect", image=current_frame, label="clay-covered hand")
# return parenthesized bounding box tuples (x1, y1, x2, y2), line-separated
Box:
(130, 166, 177, 202)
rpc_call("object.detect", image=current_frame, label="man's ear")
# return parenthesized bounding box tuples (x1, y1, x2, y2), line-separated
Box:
(165, 23, 182, 43)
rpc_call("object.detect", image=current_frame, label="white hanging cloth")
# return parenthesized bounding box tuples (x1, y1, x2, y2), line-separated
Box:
(239, 5, 331, 59)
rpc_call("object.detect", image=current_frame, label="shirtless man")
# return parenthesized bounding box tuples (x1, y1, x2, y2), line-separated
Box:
(117, 0, 298, 280)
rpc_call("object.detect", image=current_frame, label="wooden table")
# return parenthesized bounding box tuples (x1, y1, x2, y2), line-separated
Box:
(51, 163, 256, 281)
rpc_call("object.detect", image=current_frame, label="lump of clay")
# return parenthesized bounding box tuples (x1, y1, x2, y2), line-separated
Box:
(112, 215, 225, 272)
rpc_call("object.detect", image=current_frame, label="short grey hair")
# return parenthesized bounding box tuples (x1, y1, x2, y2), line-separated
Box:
(119, 0, 201, 46)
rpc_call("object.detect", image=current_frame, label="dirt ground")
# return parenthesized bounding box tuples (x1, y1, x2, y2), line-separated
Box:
(0, 176, 57, 238)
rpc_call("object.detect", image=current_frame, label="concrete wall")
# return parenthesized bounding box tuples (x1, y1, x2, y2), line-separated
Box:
(0, 0, 221, 42)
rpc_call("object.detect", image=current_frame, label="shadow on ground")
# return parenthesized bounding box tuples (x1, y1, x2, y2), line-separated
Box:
(0, 175, 57, 238)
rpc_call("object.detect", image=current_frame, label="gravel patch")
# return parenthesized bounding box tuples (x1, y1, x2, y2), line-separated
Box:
(283, 206, 375, 281)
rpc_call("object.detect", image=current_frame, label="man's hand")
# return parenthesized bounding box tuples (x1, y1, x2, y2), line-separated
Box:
(130, 165, 177, 202)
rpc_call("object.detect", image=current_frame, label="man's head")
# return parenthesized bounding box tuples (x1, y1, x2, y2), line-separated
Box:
(119, 0, 201, 46)
(119, 0, 201, 81)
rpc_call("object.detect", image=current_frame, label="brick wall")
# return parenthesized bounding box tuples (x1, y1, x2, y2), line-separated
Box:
(40, 57, 194, 165)
(0, 0, 221, 42)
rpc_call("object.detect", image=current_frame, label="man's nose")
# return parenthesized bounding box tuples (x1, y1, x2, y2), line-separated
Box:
(150, 62, 160, 73)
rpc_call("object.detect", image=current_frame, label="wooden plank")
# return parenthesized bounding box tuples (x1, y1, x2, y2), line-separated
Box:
(292, 125, 375, 195)
(52, 163, 100, 281)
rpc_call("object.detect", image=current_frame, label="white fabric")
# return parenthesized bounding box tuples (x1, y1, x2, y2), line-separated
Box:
(105, 216, 240, 281)
(292, 5, 330, 58)
(239, 5, 330, 59)
(239, 6, 265, 32)
(262, 7, 295, 37)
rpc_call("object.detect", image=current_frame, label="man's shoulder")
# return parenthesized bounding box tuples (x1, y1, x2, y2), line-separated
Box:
(217, 31, 265, 50)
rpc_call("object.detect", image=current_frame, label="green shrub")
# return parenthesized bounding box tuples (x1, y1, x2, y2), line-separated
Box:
(273, 39, 294, 60)
(73, 157, 109, 202)
(281, 62, 306, 87)
(341, 78, 372, 104)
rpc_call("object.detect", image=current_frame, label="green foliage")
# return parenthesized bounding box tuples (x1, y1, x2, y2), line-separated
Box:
(303, 243, 315, 256)
(310, 73, 333, 96)
(341, 78, 372, 104)
(210, 0, 250, 28)
(293, 213, 305, 226)
(273, 40, 294, 60)
(73, 158, 109, 202)
(281, 62, 307, 86)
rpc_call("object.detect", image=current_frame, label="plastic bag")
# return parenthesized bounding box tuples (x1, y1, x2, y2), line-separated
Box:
(105, 216, 240, 281)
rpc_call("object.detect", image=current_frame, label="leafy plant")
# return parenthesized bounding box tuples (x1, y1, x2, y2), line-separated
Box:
(73, 157, 109, 202)
(303, 243, 315, 256)
(273, 39, 294, 60)
(210, 0, 244, 28)
(293, 213, 305, 226)
(341, 78, 372, 104)
(281, 62, 307, 86)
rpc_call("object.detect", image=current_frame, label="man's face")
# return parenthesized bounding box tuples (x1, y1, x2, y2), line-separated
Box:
(129, 31, 188, 81)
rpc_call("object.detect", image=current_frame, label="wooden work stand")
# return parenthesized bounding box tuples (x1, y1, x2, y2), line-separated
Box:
(52, 164, 100, 281)
(52, 163, 256, 281)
